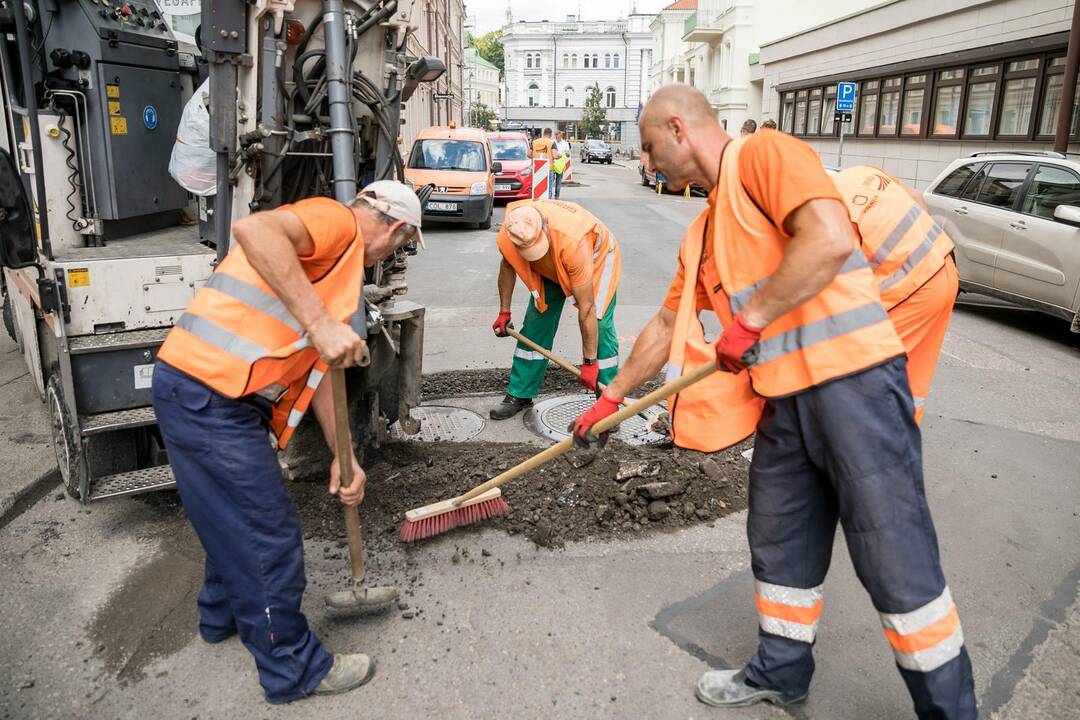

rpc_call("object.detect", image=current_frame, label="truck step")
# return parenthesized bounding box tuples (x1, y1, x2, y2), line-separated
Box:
(88, 465, 175, 502)
(81, 406, 158, 436)
(69, 327, 170, 355)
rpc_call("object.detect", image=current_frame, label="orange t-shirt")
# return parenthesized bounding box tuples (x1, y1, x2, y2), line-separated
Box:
(532, 137, 554, 158)
(278, 196, 361, 280)
(663, 130, 844, 314)
(532, 235, 593, 289)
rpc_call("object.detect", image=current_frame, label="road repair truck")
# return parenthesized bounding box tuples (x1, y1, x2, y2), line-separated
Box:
(0, 0, 443, 501)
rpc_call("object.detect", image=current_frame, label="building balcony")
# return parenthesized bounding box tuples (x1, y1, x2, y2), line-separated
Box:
(683, 11, 724, 42)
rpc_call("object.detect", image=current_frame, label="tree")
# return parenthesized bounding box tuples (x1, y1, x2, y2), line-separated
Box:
(468, 102, 497, 130)
(467, 30, 504, 73)
(580, 83, 607, 139)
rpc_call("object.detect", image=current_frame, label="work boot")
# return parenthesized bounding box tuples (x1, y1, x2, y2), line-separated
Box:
(311, 653, 376, 697)
(695, 669, 807, 708)
(489, 394, 532, 420)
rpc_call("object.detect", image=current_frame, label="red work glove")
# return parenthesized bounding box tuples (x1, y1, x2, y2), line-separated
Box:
(715, 313, 763, 373)
(569, 390, 623, 448)
(579, 360, 599, 392)
(492, 311, 513, 337)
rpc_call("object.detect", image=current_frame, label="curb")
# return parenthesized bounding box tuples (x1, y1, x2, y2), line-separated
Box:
(0, 469, 61, 531)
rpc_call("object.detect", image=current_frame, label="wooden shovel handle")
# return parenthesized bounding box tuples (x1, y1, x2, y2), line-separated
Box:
(455, 361, 717, 505)
(506, 329, 600, 387)
(331, 368, 365, 583)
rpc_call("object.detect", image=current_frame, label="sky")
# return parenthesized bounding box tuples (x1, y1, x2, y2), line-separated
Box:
(469, 0, 672, 35)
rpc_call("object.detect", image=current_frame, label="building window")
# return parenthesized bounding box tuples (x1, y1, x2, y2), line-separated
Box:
(808, 87, 822, 135)
(527, 82, 539, 107)
(931, 68, 964, 138)
(781, 93, 795, 133)
(998, 58, 1040, 137)
(564, 86, 574, 107)
(593, 54, 599, 69)
(878, 77, 902, 135)
(821, 85, 837, 135)
(605, 86, 616, 108)
(563, 53, 569, 68)
(1038, 57, 1080, 137)
(901, 74, 928, 136)
(604, 53, 611, 68)
(858, 80, 879, 136)
(795, 90, 808, 134)
(571, 53, 578, 68)
(963, 64, 999, 137)
(613, 53, 620, 69)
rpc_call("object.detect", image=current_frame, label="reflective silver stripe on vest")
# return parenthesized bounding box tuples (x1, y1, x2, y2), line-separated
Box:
(306, 368, 325, 390)
(594, 236, 617, 318)
(729, 250, 867, 315)
(175, 313, 271, 363)
(513, 347, 546, 362)
(287, 408, 305, 428)
(597, 355, 619, 370)
(870, 204, 922, 268)
(913, 395, 926, 408)
(665, 362, 682, 383)
(754, 301, 889, 365)
(879, 225, 943, 292)
(206, 273, 302, 333)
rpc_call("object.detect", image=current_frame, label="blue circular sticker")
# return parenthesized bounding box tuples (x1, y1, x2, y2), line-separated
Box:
(142, 105, 158, 130)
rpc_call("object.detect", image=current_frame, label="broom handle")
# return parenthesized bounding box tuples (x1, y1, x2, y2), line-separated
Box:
(506, 329, 603, 388)
(455, 360, 718, 505)
(331, 368, 365, 583)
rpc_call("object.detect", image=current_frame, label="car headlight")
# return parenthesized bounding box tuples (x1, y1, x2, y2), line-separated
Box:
(520, 166, 532, 177)
(470, 181, 488, 195)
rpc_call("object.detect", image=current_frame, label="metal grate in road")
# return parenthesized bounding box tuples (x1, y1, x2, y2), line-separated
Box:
(389, 405, 485, 443)
(524, 395, 667, 446)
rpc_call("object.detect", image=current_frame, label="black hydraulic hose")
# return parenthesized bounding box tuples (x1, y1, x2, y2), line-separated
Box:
(355, 0, 396, 37)
(53, 107, 84, 229)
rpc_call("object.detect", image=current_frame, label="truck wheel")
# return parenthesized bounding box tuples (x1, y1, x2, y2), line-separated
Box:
(47, 375, 86, 500)
(479, 212, 492, 230)
(2, 294, 15, 343)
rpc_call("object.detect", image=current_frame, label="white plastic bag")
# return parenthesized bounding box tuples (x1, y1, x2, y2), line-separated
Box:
(168, 79, 217, 196)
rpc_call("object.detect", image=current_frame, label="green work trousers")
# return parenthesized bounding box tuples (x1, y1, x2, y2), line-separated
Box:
(508, 279, 619, 399)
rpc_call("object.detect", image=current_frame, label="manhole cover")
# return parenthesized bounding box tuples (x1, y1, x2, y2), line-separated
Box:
(524, 394, 667, 446)
(390, 405, 485, 443)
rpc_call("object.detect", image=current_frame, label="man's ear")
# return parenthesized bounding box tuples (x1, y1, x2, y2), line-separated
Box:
(669, 116, 685, 143)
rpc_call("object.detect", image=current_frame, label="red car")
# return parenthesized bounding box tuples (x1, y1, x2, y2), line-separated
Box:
(487, 131, 532, 201)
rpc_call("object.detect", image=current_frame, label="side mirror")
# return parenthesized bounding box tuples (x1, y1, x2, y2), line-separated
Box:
(1052, 204, 1080, 227)
(0, 149, 38, 269)
(491, 162, 503, 174)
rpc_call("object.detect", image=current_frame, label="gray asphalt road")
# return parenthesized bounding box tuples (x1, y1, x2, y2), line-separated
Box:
(1, 161, 1078, 720)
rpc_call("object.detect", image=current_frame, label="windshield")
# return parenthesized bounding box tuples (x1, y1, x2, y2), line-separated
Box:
(408, 140, 487, 171)
(587, 141, 607, 149)
(489, 139, 528, 161)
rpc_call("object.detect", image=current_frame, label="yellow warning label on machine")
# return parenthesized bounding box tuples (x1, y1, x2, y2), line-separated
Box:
(106, 84, 120, 98)
(68, 268, 90, 287)
(108, 100, 121, 115)
(110, 116, 128, 135)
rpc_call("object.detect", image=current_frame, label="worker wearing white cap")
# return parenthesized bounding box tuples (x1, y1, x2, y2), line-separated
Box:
(490, 199, 622, 419)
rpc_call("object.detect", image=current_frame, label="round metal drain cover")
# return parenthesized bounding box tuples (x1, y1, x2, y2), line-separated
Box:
(524, 394, 667, 446)
(390, 405, 485, 443)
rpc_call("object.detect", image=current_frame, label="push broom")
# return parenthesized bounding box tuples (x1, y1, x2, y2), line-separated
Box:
(399, 359, 722, 542)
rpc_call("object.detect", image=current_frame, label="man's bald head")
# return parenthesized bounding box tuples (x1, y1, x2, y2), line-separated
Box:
(641, 84, 718, 131)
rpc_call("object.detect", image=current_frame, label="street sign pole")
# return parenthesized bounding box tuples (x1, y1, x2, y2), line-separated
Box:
(835, 82, 857, 170)
(838, 118, 845, 169)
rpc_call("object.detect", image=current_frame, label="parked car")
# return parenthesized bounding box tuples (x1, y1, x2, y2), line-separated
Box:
(404, 124, 500, 229)
(639, 160, 706, 196)
(924, 150, 1080, 331)
(486, 130, 532, 201)
(580, 139, 612, 164)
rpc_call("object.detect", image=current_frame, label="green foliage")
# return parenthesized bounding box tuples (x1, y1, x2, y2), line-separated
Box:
(580, 84, 607, 139)
(467, 30, 505, 73)
(468, 102, 497, 130)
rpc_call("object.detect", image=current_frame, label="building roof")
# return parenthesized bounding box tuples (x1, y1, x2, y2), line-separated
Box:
(464, 47, 500, 71)
(662, 0, 697, 10)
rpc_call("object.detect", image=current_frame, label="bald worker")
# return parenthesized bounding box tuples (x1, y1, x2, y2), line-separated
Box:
(571, 86, 975, 719)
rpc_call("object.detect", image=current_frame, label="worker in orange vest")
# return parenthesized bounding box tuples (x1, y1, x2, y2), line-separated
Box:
(152, 181, 422, 703)
(571, 85, 975, 719)
(834, 166, 958, 424)
(532, 128, 556, 198)
(490, 200, 621, 419)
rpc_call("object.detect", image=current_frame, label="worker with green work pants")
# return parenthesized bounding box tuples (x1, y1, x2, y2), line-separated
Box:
(491, 200, 622, 419)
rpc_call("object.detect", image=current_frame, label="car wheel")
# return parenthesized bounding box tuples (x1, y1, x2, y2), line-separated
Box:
(479, 212, 492, 230)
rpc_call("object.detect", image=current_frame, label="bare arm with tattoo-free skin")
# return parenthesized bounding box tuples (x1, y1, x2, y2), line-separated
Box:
(570, 282, 598, 359)
(497, 257, 517, 313)
(309, 380, 365, 506)
(604, 306, 676, 399)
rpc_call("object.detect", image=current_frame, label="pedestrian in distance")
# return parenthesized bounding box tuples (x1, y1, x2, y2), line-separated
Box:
(552, 130, 572, 199)
(740, 118, 757, 137)
(490, 201, 621, 420)
(152, 181, 424, 704)
(570, 84, 976, 720)
(531, 128, 556, 199)
(761, 118, 778, 130)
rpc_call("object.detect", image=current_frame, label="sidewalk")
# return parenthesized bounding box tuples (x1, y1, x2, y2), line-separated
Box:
(0, 332, 58, 523)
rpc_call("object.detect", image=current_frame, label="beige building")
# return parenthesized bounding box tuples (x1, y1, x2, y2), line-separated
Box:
(464, 47, 502, 124)
(758, 0, 1080, 187)
(400, 0, 466, 149)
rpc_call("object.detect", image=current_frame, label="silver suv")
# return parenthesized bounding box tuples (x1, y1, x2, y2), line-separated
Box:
(924, 151, 1080, 332)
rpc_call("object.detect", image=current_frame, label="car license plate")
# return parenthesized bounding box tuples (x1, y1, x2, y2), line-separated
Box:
(426, 201, 458, 212)
(494, 184, 512, 192)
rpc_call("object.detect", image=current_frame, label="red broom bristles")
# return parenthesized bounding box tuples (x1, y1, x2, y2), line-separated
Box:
(399, 496, 510, 543)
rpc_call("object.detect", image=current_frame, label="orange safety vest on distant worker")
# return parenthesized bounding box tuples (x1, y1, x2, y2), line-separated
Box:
(157, 198, 365, 449)
(498, 199, 621, 318)
(665, 209, 763, 452)
(711, 139, 904, 397)
(833, 166, 954, 310)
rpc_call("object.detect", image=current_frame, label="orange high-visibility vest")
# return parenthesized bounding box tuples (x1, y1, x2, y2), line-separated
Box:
(666, 209, 763, 452)
(499, 199, 621, 318)
(711, 140, 904, 397)
(157, 202, 364, 449)
(833, 166, 955, 310)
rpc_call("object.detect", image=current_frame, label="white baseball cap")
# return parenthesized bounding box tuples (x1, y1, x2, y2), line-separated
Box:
(503, 205, 548, 261)
(355, 180, 426, 248)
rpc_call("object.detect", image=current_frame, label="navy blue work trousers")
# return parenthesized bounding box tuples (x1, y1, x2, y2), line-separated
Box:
(152, 362, 332, 704)
(743, 357, 977, 720)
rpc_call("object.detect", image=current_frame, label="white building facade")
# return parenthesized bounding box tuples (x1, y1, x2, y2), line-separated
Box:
(501, 14, 655, 147)
(464, 48, 502, 125)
